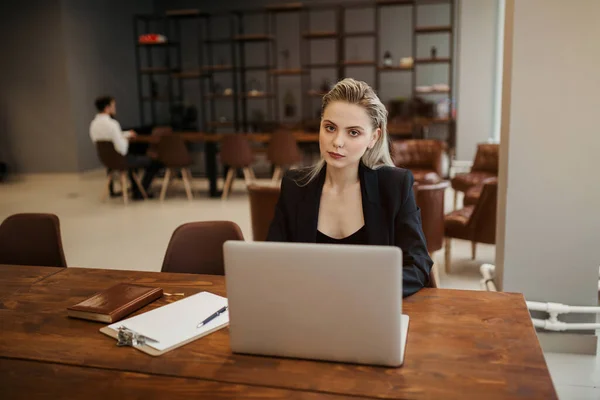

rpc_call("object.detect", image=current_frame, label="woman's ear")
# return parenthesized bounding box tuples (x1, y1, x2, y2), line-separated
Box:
(368, 128, 381, 149)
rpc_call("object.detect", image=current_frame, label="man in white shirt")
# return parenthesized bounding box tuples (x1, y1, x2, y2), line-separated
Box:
(90, 96, 161, 199)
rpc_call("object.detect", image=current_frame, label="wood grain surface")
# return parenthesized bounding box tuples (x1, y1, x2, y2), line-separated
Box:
(0, 359, 371, 400)
(0, 266, 557, 399)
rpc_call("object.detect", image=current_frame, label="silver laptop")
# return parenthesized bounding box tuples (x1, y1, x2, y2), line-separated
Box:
(223, 241, 409, 367)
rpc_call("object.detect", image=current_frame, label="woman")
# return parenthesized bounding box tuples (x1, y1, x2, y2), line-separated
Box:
(267, 78, 432, 297)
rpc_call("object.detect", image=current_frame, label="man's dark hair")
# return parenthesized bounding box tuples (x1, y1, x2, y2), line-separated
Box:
(95, 95, 114, 112)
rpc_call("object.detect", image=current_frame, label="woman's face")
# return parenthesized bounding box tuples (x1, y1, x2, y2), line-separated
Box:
(319, 101, 380, 170)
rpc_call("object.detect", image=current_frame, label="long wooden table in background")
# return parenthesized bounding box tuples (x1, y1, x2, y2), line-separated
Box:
(128, 123, 431, 197)
(0, 265, 557, 399)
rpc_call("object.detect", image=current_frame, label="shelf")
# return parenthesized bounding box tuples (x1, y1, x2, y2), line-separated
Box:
(344, 31, 376, 38)
(137, 42, 178, 47)
(234, 34, 274, 42)
(208, 121, 234, 127)
(266, 2, 303, 12)
(203, 65, 234, 72)
(171, 70, 207, 79)
(140, 67, 178, 74)
(415, 89, 451, 94)
(376, 0, 414, 6)
(415, 26, 452, 34)
(303, 31, 337, 39)
(204, 38, 233, 44)
(241, 93, 274, 99)
(270, 69, 306, 75)
(379, 65, 413, 71)
(245, 65, 274, 71)
(305, 63, 338, 69)
(343, 60, 376, 67)
(165, 9, 208, 18)
(415, 58, 451, 64)
(206, 93, 235, 99)
(308, 90, 328, 97)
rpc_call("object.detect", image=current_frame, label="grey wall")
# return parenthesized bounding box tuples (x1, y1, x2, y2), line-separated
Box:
(0, 0, 153, 173)
(455, 0, 498, 161)
(61, 0, 154, 171)
(496, 0, 600, 350)
(0, 0, 78, 173)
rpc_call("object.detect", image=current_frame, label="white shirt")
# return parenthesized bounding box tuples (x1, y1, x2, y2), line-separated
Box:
(89, 113, 132, 156)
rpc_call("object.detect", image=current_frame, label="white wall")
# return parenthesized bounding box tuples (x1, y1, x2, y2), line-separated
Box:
(496, 0, 600, 351)
(455, 0, 498, 161)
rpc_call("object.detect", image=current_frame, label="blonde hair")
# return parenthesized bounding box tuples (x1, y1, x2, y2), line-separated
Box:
(297, 78, 394, 185)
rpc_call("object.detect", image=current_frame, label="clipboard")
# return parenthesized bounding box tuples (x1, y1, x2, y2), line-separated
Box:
(100, 291, 229, 356)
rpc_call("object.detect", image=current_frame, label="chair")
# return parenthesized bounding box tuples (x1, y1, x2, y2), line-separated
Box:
(451, 143, 499, 209)
(414, 181, 449, 289)
(267, 131, 302, 182)
(95, 141, 147, 205)
(220, 135, 255, 200)
(161, 221, 245, 275)
(248, 184, 281, 241)
(157, 134, 194, 201)
(391, 139, 446, 183)
(0, 213, 67, 267)
(147, 126, 173, 160)
(444, 179, 498, 274)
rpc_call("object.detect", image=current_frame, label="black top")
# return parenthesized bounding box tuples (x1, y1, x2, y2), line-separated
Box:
(266, 163, 433, 297)
(316, 225, 367, 245)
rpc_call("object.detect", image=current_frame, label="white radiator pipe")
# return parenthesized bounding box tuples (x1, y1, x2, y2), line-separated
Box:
(526, 301, 600, 315)
(531, 318, 600, 331)
(479, 263, 497, 292)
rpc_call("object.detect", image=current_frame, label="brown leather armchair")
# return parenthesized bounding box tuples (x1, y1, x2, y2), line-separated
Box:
(391, 140, 445, 183)
(248, 184, 281, 241)
(444, 178, 498, 274)
(451, 143, 499, 208)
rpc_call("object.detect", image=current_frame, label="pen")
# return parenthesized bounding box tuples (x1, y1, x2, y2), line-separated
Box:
(197, 306, 228, 328)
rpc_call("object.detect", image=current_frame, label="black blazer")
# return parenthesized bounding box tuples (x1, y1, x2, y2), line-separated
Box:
(267, 163, 433, 297)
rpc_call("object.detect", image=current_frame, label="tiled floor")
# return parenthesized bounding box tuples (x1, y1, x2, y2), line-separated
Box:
(1, 171, 598, 399)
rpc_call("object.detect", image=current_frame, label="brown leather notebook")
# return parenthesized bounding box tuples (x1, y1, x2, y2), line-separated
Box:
(67, 283, 163, 323)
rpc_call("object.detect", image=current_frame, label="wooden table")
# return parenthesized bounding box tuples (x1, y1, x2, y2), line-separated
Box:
(0, 265, 557, 399)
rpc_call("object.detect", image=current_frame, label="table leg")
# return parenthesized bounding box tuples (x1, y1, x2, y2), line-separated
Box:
(205, 142, 219, 198)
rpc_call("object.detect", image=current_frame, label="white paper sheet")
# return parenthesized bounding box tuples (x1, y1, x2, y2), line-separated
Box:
(108, 291, 228, 351)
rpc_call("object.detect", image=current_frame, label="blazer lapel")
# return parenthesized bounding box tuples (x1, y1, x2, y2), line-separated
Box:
(295, 166, 326, 243)
(360, 164, 390, 245)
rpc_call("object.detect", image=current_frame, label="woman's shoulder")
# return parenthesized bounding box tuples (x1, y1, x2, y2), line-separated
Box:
(280, 168, 313, 195)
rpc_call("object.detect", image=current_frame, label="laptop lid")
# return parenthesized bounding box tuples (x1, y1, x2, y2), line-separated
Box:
(224, 241, 408, 367)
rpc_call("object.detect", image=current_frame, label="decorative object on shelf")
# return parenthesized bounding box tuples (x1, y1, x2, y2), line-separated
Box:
(430, 46, 437, 59)
(138, 34, 167, 44)
(284, 89, 296, 117)
(248, 79, 263, 96)
(383, 51, 393, 67)
(219, 116, 228, 123)
(223, 88, 233, 96)
(399, 57, 414, 68)
(435, 99, 451, 119)
(151, 80, 159, 98)
(432, 83, 450, 92)
(280, 49, 290, 70)
(416, 85, 433, 93)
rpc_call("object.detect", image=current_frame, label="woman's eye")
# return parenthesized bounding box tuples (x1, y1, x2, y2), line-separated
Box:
(349, 130, 360, 137)
(325, 125, 335, 132)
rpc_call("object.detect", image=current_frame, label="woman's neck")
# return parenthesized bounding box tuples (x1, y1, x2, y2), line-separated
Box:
(324, 162, 359, 192)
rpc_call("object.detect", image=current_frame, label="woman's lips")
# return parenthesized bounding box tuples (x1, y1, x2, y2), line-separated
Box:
(328, 152, 345, 159)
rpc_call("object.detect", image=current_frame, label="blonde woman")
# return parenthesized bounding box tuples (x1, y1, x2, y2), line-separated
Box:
(267, 78, 432, 296)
